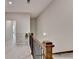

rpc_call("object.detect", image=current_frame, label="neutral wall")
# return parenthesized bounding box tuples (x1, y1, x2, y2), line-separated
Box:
(6, 13, 30, 44)
(30, 18, 37, 36)
(36, 0, 73, 52)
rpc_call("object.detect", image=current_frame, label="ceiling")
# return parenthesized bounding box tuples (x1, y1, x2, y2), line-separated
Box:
(5, 0, 53, 18)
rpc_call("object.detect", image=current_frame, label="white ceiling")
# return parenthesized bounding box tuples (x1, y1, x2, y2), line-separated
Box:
(5, 0, 53, 18)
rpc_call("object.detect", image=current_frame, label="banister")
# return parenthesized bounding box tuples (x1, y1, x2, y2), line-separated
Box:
(32, 38, 45, 50)
(30, 33, 54, 59)
(29, 33, 54, 59)
(42, 41, 54, 59)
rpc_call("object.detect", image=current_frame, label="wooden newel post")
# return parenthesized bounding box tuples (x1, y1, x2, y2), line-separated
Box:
(43, 41, 54, 59)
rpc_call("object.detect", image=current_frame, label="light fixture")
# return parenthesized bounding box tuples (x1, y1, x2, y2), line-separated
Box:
(27, 0, 30, 3)
(9, 1, 12, 5)
(43, 32, 47, 36)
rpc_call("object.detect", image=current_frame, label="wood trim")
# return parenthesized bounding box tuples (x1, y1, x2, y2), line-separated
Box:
(53, 50, 73, 54)
(33, 50, 73, 56)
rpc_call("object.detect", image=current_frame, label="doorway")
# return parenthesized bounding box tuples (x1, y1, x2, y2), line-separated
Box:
(5, 20, 16, 46)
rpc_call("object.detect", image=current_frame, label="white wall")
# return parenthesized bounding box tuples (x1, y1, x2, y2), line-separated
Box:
(36, 0, 73, 52)
(6, 13, 30, 44)
(30, 18, 37, 36)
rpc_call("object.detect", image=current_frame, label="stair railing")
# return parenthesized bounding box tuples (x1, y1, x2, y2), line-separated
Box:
(30, 35, 54, 59)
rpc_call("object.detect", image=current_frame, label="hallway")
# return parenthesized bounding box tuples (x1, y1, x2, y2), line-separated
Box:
(5, 0, 73, 59)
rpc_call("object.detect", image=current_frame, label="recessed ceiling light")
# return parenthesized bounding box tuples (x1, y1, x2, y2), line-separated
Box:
(9, 1, 12, 5)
